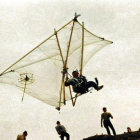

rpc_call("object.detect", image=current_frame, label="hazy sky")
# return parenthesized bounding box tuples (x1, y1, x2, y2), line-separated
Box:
(0, 0, 140, 140)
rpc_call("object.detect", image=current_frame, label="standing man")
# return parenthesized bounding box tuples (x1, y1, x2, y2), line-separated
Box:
(16, 131, 28, 140)
(101, 107, 116, 136)
(55, 121, 70, 140)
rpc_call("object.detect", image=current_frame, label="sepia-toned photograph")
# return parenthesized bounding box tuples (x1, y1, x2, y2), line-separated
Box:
(0, 0, 139, 139)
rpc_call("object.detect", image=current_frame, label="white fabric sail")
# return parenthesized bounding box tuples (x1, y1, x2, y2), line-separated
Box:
(0, 19, 113, 108)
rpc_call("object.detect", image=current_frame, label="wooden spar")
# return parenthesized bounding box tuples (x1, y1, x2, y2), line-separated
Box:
(0, 19, 73, 76)
(69, 86, 74, 106)
(64, 21, 75, 68)
(62, 76, 66, 105)
(54, 29, 65, 107)
(55, 24, 75, 106)
(54, 29, 65, 65)
(80, 22, 84, 75)
(74, 22, 84, 106)
(66, 72, 74, 106)
(63, 20, 75, 105)
(73, 93, 78, 106)
(59, 77, 63, 107)
(21, 80, 27, 102)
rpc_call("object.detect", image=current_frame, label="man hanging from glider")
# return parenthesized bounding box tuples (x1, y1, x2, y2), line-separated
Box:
(65, 70, 103, 95)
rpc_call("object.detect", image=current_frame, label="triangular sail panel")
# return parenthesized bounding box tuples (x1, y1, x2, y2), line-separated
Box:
(0, 19, 113, 108)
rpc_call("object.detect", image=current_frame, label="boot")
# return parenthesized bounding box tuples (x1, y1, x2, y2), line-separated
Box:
(95, 77, 99, 85)
(97, 85, 104, 91)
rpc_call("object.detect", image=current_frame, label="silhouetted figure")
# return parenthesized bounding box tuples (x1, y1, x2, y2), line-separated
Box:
(16, 131, 28, 140)
(65, 70, 103, 94)
(55, 121, 70, 140)
(127, 127, 132, 133)
(101, 107, 116, 136)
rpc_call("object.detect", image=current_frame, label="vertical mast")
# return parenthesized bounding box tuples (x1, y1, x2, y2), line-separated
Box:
(80, 22, 84, 75)
(74, 22, 84, 106)
(63, 20, 75, 105)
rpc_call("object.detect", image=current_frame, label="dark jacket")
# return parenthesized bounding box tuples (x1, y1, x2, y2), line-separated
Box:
(65, 75, 87, 92)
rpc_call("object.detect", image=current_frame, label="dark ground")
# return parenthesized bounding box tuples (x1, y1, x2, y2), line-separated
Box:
(83, 130, 140, 140)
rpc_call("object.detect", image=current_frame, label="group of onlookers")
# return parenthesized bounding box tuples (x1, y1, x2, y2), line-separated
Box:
(16, 107, 118, 140)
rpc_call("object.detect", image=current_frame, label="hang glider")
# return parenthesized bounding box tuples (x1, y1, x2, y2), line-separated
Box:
(0, 15, 113, 110)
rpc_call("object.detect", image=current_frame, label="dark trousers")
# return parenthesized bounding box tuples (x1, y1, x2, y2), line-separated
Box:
(85, 81, 98, 90)
(74, 81, 98, 94)
(104, 120, 116, 136)
(60, 132, 70, 140)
